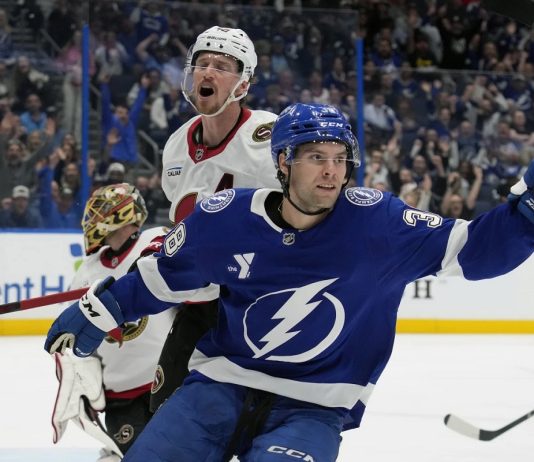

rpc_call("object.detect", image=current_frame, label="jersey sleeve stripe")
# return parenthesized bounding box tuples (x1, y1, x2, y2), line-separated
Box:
(137, 255, 220, 303)
(189, 349, 375, 410)
(437, 219, 469, 278)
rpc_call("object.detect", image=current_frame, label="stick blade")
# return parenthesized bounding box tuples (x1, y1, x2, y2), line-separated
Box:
(444, 413, 482, 440)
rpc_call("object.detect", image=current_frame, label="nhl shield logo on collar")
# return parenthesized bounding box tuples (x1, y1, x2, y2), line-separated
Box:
(282, 232, 295, 245)
(195, 147, 205, 161)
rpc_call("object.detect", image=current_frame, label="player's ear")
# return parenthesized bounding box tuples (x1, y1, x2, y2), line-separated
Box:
(234, 80, 250, 98)
(278, 151, 289, 176)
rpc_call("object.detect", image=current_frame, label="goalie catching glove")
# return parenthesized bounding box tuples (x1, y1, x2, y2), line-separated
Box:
(45, 277, 124, 357)
(508, 159, 534, 224)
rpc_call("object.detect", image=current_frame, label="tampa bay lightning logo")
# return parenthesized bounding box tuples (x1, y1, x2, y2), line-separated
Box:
(243, 279, 345, 363)
(200, 189, 235, 213)
(345, 187, 383, 206)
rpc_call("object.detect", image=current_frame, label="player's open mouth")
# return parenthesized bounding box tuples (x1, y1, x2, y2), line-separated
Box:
(199, 86, 214, 97)
(317, 184, 335, 190)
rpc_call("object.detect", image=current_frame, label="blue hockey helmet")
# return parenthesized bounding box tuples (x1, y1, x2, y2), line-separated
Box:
(270, 103, 360, 169)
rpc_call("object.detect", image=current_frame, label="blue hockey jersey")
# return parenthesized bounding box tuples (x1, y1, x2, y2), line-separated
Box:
(109, 187, 534, 430)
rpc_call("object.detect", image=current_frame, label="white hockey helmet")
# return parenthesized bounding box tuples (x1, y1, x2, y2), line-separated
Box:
(188, 26, 257, 80)
(182, 26, 257, 116)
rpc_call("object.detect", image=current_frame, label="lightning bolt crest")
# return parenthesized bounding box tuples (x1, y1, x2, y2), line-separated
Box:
(253, 278, 338, 358)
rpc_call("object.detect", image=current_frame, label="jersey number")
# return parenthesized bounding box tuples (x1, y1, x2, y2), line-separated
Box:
(403, 209, 442, 228)
(173, 173, 235, 223)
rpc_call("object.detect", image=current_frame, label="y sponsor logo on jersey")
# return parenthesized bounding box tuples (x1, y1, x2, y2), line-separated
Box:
(230, 253, 255, 279)
(345, 187, 383, 206)
(200, 189, 235, 212)
(243, 279, 345, 362)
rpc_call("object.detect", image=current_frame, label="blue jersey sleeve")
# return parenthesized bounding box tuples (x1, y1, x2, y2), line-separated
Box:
(108, 212, 216, 320)
(376, 194, 534, 284)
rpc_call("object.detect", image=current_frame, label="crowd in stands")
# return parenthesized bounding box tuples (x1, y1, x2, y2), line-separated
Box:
(1, 0, 534, 231)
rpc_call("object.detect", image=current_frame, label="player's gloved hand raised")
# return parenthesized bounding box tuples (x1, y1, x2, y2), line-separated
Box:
(44, 277, 124, 357)
(508, 160, 534, 225)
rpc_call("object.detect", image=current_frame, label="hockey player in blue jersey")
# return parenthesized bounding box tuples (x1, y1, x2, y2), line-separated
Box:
(45, 103, 534, 461)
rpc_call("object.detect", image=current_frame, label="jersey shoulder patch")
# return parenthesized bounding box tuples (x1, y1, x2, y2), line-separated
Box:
(252, 122, 274, 142)
(200, 189, 236, 213)
(345, 187, 383, 206)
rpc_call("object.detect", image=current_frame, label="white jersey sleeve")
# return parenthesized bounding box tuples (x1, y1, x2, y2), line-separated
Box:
(70, 227, 176, 395)
(161, 109, 279, 223)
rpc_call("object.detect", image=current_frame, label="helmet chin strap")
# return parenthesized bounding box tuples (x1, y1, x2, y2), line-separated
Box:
(189, 79, 248, 118)
(277, 169, 330, 217)
(277, 162, 355, 217)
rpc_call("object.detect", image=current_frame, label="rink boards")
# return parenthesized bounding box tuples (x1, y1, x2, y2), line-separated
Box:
(1, 230, 533, 334)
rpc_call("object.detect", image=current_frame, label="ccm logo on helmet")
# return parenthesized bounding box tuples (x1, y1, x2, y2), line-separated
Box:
(267, 446, 314, 461)
(319, 121, 345, 128)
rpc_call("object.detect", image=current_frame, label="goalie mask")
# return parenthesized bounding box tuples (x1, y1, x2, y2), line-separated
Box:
(82, 183, 148, 255)
(182, 26, 257, 117)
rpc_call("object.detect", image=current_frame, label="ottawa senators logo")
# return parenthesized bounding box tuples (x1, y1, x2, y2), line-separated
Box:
(151, 365, 164, 394)
(114, 424, 134, 444)
(252, 122, 274, 142)
(104, 316, 149, 344)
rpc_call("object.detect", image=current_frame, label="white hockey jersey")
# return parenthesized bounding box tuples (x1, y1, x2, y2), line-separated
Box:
(69, 226, 175, 397)
(161, 108, 279, 224)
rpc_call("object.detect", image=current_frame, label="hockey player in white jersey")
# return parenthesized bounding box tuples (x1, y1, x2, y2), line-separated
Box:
(151, 25, 279, 411)
(50, 184, 174, 461)
(45, 103, 534, 461)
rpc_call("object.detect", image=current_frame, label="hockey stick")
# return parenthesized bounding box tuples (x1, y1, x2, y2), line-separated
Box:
(0, 287, 88, 315)
(444, 410, 534, 441)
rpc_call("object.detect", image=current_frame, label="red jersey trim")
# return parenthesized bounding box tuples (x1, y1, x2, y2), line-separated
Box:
(186, 108, 252, 163)
(105, 382, 152, 400)
(100, 244, 136, 269)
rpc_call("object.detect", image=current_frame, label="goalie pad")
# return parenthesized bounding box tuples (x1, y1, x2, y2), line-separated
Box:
(74, 395, 124, 458)
(51, 352, 105, 443)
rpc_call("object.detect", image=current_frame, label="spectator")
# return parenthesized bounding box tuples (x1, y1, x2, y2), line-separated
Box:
(57, 30, 95, 142)
(270, 35, 290, 74)
(399, 173, 432, 211)
(127, 67, 170, 137)
(407, 32, 439, 72)
(0, 60, 14, 100)
(95, 31, 130, 79)
(19, 93, 48, 136)
(364, 93, 401, 145)
(249, 53, 277, 106)
(129, 0, 168, 46)
(12, 56, 54, 110)
(364, 148, 392, 190)
(0, 139, 41, 199)
(456, 119, 487, 165)
(134, 173, 169, 225)
(10, 0, 44, 40)
(105, 162, 126, 185)
(441, 164, 484, 219)
(308, 70, 330, 104)
(46, 0, 78, 50)
(37, 161, 81, 228)
(369, 37, 403, 75)
(323, 56, 347, 92)
(100, 73, 148, 167)
(0, 185, 42, 228)
(0, 8, 13, 64)
(0, 93, 22, 140)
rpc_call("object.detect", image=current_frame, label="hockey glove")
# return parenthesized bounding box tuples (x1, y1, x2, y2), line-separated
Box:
(45, 277, 124, 358)
(508, 160, 534, 225)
